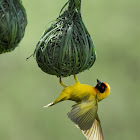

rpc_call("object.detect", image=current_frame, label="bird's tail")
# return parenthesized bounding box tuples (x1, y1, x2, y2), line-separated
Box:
(43, 95, 67, 108)
(43, 102, 54, 108)
(43, 89, 69, 108)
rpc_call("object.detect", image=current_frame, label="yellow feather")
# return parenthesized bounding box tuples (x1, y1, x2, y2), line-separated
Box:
(44, 76, 110, 140)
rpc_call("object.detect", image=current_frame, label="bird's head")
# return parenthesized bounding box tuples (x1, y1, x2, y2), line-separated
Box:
(95, 79, 110, 101)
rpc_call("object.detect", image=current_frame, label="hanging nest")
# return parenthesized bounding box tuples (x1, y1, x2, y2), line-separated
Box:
(34, 0, 96, 77)
(0, 0, 27, 54)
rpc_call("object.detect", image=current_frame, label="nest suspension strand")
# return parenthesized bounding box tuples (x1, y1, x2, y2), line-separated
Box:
(34, 0, 96, 77)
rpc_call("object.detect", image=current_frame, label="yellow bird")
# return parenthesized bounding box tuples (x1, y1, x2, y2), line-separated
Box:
(44, 75, 110, 140)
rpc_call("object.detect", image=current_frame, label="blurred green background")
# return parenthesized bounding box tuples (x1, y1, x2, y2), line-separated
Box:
(0, 0, 140, 140)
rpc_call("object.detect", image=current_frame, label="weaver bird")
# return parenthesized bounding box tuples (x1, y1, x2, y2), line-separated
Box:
(44, 75, 110, 140)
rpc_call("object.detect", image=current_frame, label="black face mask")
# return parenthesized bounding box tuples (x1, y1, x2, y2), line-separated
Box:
(96, 79, 106, 93)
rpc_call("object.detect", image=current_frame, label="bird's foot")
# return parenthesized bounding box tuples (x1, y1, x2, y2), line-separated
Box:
(59, 77, 67, 87)
(74, 75, 79, 83)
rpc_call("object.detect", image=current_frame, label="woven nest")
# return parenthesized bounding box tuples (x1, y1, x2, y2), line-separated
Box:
(34, 0, 96, 77)
(0, 0, 27, 54)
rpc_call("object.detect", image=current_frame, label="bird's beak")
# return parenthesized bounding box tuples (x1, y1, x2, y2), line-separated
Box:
(97, 79, 102, 86)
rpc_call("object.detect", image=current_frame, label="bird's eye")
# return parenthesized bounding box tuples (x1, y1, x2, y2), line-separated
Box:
(101, 86, 104, 89)
(96, 83, 106, 93)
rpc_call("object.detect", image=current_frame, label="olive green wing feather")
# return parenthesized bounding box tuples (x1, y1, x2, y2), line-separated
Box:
(67, 99, 98, 130)
(82, 115, 104, 140)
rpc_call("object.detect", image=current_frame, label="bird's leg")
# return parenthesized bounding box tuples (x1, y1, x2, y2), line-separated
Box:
(59, 77, 67, 87)
(74, 75, 79, 83)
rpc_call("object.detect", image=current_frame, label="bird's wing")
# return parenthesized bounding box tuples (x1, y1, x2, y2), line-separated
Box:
(82, 115, 104, 140)
(67, 99, 98, 130)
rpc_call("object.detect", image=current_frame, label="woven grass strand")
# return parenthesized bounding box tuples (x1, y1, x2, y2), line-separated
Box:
(34, 0, 96, 77)
(0, 0, 27, 54)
